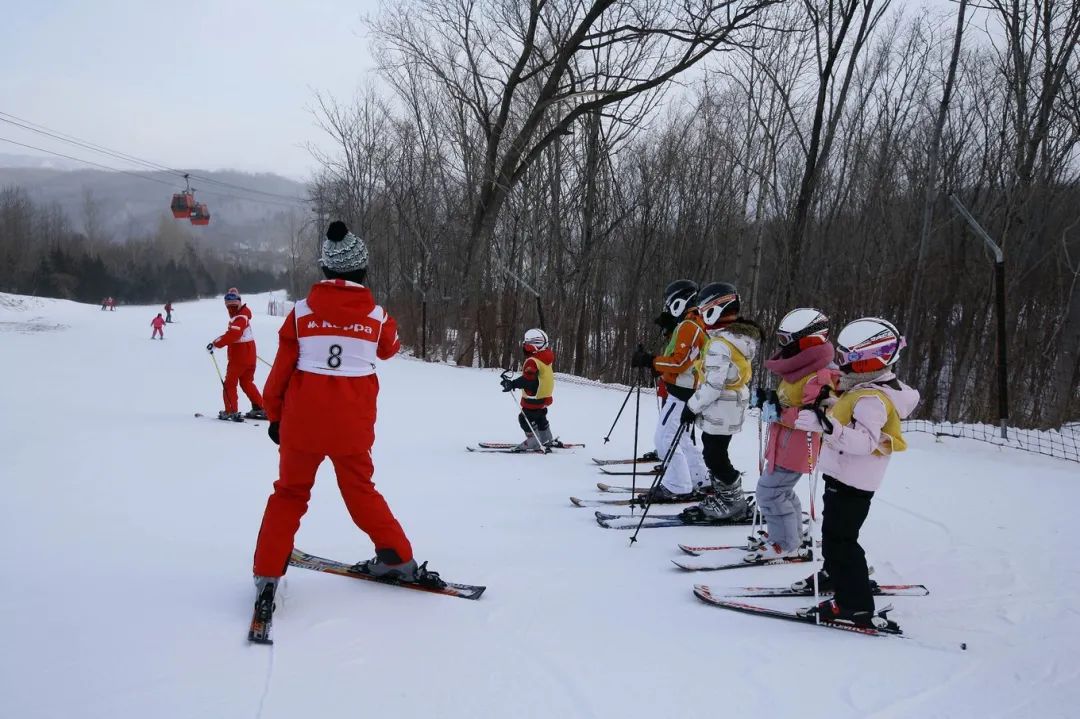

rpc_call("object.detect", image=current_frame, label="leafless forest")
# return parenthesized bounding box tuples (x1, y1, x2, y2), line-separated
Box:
(280, 1, 1079, 427)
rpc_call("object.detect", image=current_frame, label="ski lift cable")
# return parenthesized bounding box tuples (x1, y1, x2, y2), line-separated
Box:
(0, 135, 301, 210)
(0, 110, 309, 204)
(0, 135, 178, 187)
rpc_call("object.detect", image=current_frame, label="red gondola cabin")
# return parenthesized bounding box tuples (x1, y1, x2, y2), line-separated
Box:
(170, 191, 194, 219)
(190, 203, 210, 226)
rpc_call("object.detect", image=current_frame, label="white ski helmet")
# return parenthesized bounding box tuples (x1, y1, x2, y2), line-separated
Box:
(777, 308, 829, 347)
(522, 328, 549, 353)
(835, 317, 906, 371)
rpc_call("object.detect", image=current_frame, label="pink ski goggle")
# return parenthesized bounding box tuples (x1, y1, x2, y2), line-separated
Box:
(836, 336, 907, 366)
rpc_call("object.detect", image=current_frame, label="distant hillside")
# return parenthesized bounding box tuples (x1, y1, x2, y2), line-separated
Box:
(0, 164, 311, 266)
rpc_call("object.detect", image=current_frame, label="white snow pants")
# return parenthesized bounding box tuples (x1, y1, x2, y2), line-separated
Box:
(654, 394, 709, 495)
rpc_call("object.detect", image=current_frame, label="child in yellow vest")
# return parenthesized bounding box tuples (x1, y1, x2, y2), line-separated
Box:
(500, 328, 556, 451)
(680, 283, 763, 521)
(793, 317, 919, 630)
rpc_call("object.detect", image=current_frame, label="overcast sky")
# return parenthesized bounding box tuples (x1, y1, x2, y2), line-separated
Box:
(0, 0, 380, 180)
(1, 0, 978, 182)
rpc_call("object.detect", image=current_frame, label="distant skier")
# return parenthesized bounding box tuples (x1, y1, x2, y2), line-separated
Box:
(630, 280, 709, 501)
(792, 317, 919, 630)
(207, 288, 265, 421)
(151, 313, 166, 340)
(748, 308, 837, 562)
(164, 301, 174, 323)
(500, 328, 557, 451)
(107, 296, 116, 311)
(100, 298, 108, 311)
(678, 283, 762, 521)
(252, 221, 432, 615)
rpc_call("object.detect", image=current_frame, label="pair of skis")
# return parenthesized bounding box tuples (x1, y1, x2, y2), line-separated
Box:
(466, 441, 585, 454)
(248, 549, 486, 645)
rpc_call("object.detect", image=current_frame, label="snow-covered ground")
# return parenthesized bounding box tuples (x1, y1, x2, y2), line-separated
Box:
(1, 292, 1078, 719)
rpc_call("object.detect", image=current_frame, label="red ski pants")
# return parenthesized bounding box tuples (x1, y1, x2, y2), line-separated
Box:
(223, 361, 262, 413)
(252, 447, 413, 577)
(151, 328, 163, 339)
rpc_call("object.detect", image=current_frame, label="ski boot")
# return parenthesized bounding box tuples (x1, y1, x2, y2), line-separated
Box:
(703, 475, 749, 520)
(218, 410, 244, 422)
(640, 450, 660, 462)
(245, 406, 268, 420)
(350, 550, 446, 589)
(642, 483, 695, 505)
(798, 599, 901, 632)
(743, 541, 810, 563)
(790, 569, 878, 594)
(249, 576, 278, 644)
(538, 428, 559, 448)
(513, 434, 545, 453)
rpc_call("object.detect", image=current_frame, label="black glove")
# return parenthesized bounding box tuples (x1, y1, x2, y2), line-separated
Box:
(630, 345, 654, 369)
(501, 376, 523, 393)
(268, 421, 280, 445)
(206, 342, 215, 353)
(680, 403, 697, 427)
(653, 311, 676, 333)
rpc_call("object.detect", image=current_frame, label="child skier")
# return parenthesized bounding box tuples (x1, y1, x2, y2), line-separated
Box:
(151, 313, 166, 340)
(207, 288, 265, 421)
(164, 301, 174, 323)
(793, 317, 919, 630)
(631, 280, 709, 500)
(500, 328, 556, 451)
(748, 308, 837, 562)
(252, 221, 433, 612)
(679, 283, 762, 520)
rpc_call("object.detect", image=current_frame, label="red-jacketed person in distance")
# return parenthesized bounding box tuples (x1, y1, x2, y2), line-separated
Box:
(251, 221, 440, 613)
(207, 288, 265, 421)
(151, 313, 166, 340)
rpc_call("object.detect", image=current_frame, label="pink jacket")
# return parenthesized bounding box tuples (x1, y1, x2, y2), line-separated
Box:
(817, 374, 920, 492)
(763, 343, 837, 474)
(151, 316, 166, 330)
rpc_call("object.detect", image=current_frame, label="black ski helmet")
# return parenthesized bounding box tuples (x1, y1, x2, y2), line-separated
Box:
(662, 279, 698, 320)
(697, 282, 740, 327)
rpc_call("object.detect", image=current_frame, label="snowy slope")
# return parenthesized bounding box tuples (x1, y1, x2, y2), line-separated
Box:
(1, 293, 1078, 719)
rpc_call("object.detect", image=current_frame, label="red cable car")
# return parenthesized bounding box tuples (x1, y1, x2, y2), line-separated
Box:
(190, 203, 210, 226)
(171, 174, 196, 218)
(170, 191, 194, 218)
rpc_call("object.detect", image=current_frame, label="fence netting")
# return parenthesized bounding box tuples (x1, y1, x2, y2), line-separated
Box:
(903, 420, 1080, 463)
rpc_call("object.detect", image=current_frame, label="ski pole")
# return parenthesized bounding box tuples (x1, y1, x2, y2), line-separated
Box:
(807, 429, 821, 624)
(502, 370, 548, 453)
(630, 370, 643, 513)
(209, 351, 224, 384)
(628, 421, 687, 546)
(603, 380, 637, 444)
(257, 355, 273, 368)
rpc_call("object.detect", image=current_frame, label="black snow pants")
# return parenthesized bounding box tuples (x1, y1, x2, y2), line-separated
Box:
(821, 475, 875, 612)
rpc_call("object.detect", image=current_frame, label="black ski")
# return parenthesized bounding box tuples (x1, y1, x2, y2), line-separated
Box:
(672, 554, 810, 572)
(596, 510, 755, 530)
(288, 549, 485, 600)
(569, 496, 644, 507)
(591, 454, 659, 466)
(478, 441, 585, 449)
(693, 585, 903, 637)
(696, 583, 929, 598)
(597, 466, 661, 476)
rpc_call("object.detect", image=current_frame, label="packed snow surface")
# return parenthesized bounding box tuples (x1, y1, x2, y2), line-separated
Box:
(1, 292, 1078, 718)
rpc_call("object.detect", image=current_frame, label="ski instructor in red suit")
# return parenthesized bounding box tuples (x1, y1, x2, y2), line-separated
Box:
(251, 221, 422, 605)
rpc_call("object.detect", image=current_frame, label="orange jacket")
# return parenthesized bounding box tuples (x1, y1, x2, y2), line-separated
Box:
(652, 311, 707, 389)
(263, 280, 400, 455)
(213, 304, 257, 365)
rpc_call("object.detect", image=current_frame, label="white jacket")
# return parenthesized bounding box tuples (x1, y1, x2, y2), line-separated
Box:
(686, 321, 761, 435)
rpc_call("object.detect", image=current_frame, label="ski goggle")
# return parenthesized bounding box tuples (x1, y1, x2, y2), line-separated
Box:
(666, 296, 691, 318)
(836, 336, 906, 366)
(700, 294, 737, 326)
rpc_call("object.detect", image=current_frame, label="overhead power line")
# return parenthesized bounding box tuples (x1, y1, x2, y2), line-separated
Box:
(0, 109, 310, 205)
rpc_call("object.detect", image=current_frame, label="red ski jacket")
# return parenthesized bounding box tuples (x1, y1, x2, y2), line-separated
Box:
(263, 280, 400, 455)
(212, 304, 257, 365)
